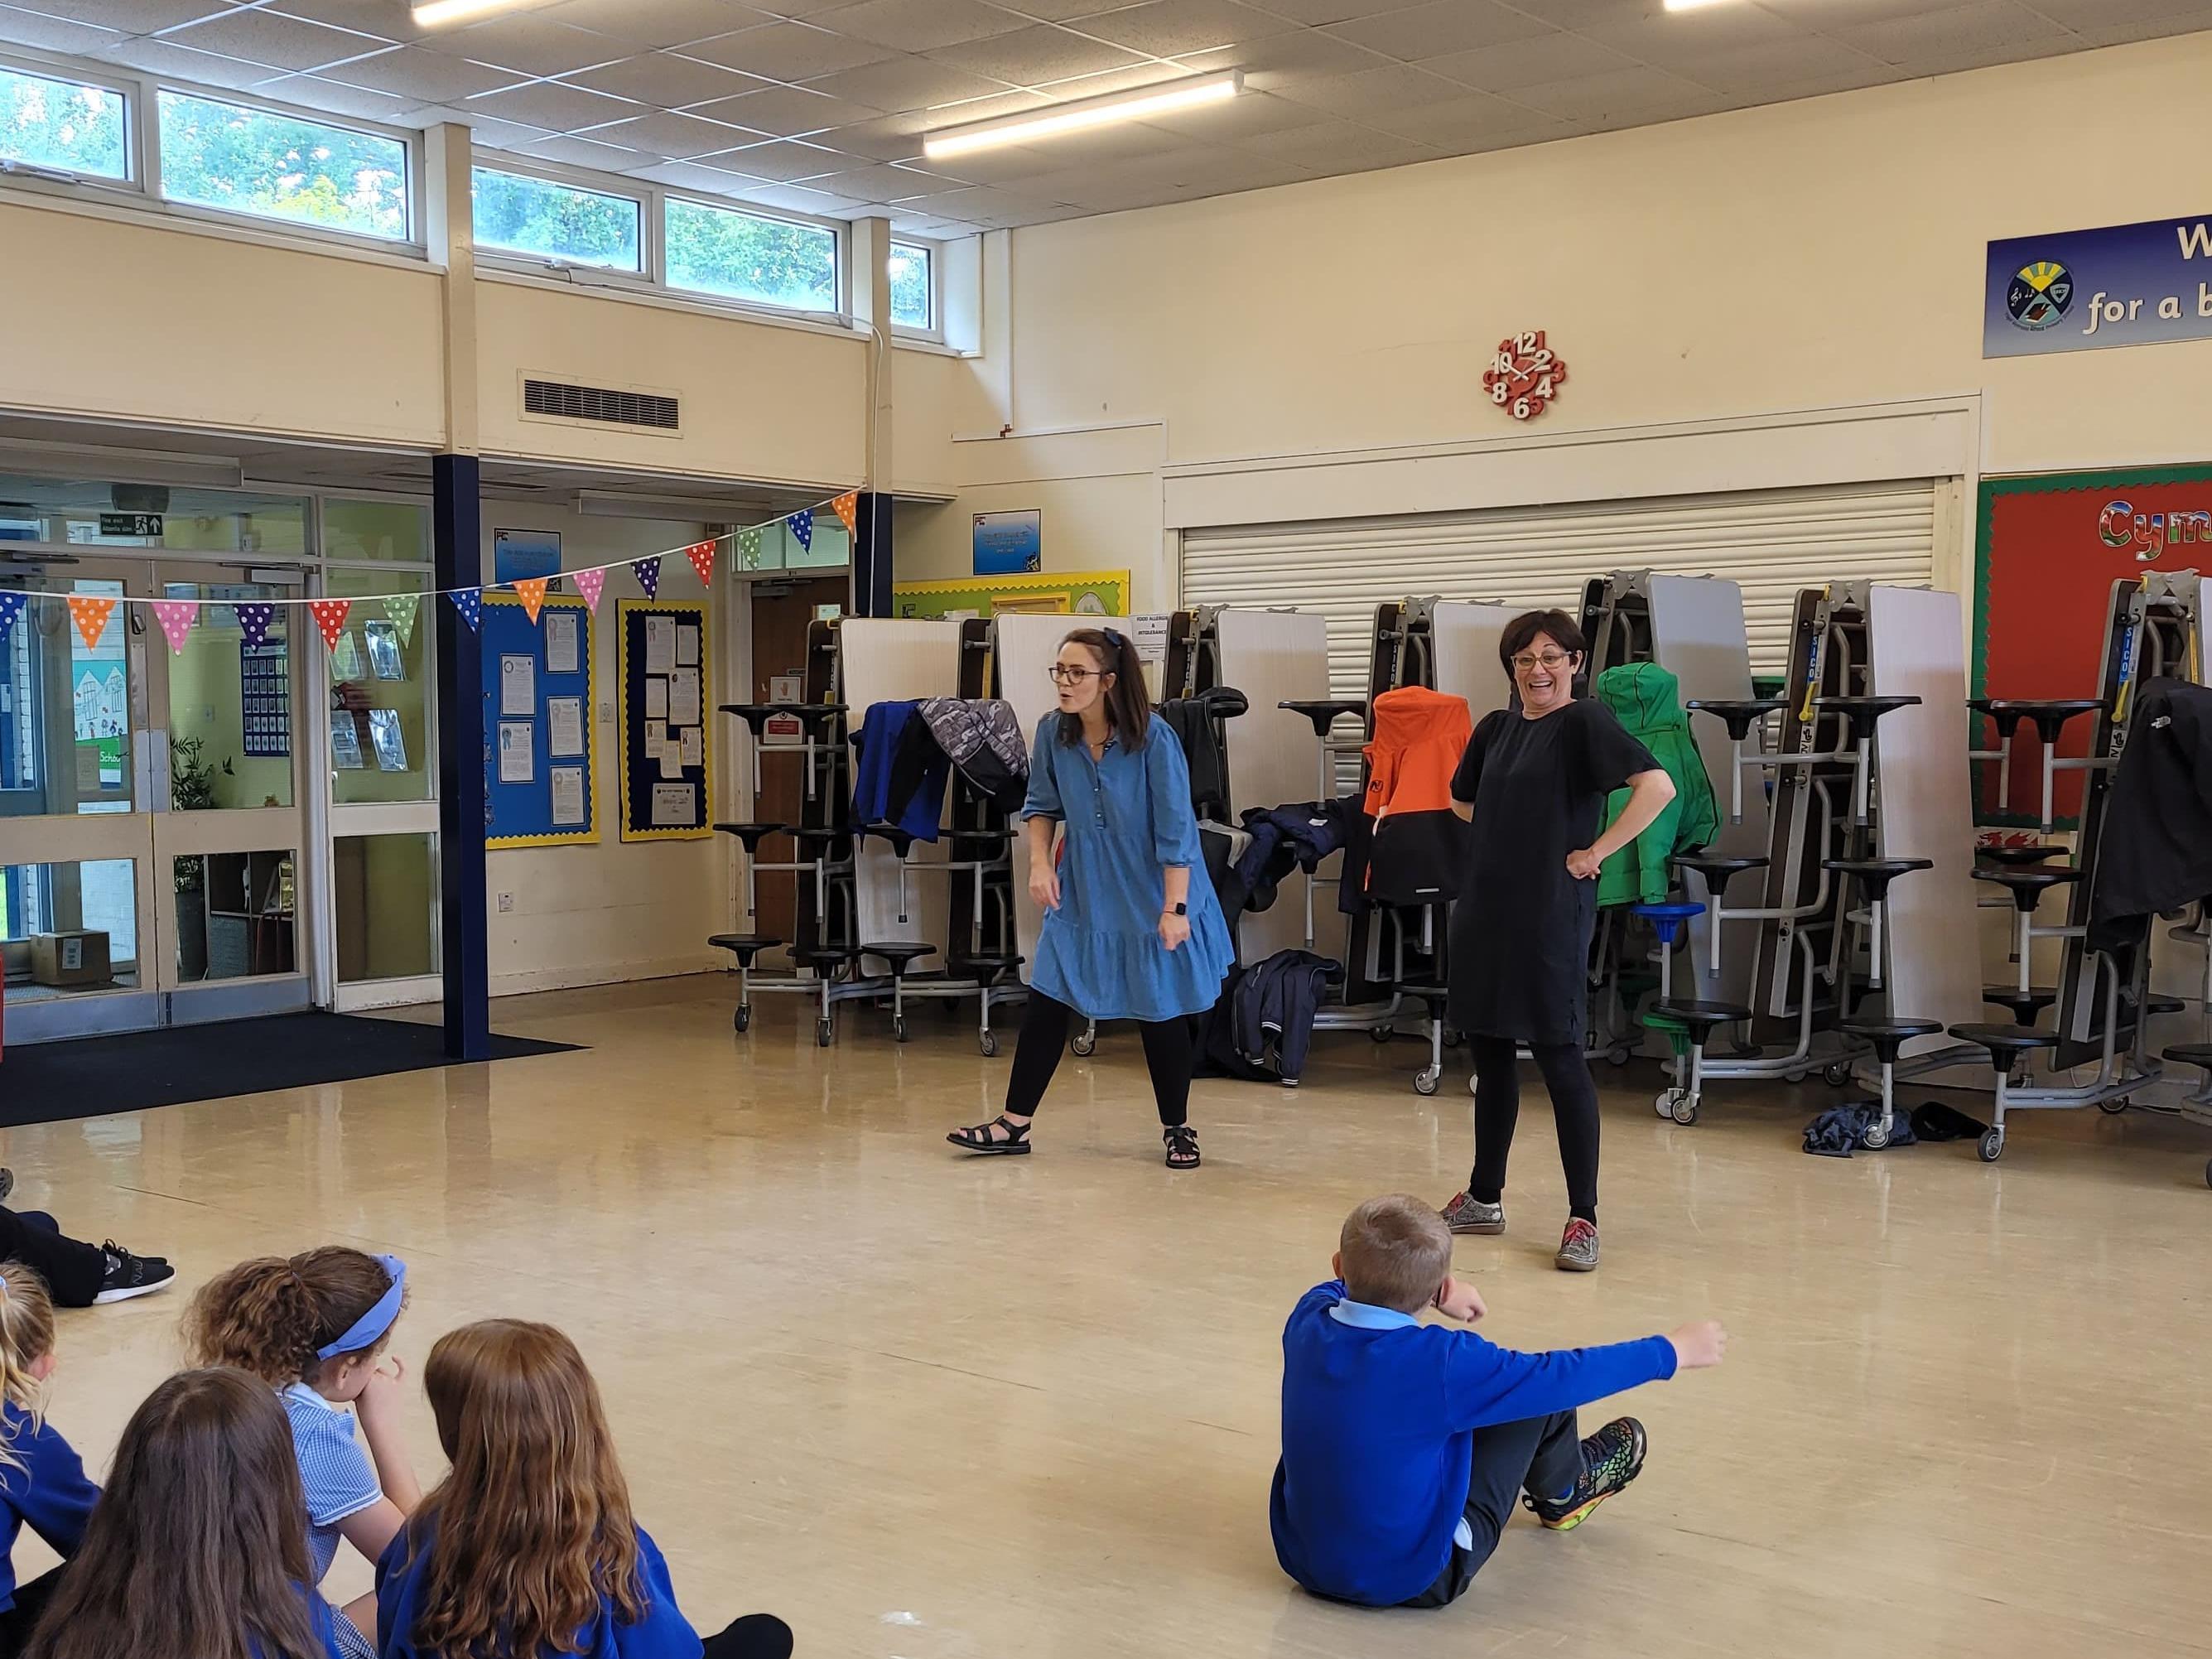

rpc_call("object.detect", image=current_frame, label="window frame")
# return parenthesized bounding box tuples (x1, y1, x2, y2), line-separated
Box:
(148, 84, 417, 248)
(468, 156, 648, 277)
(658, 185, 847, 321)
(0, 50, 137, 190)
(887, 235, 943, 341)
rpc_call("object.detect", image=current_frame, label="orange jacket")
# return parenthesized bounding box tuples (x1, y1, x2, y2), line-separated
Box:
(1357, 687, 1473, 906)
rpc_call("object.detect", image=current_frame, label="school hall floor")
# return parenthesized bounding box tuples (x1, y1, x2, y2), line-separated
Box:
(9, 973, 2210, 1659)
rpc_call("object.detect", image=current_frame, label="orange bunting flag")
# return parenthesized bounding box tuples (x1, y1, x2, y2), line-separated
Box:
(684, 540, 717, 588)
(309, 598, 352, 651)
(831, 491, 860, 536)
(66, 595, 117, 650)
(513, 576, 549, 625)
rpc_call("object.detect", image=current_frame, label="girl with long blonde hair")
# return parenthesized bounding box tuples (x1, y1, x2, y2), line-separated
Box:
(0, 1261, 99, 1659)
(378, 1320, 791, 1659)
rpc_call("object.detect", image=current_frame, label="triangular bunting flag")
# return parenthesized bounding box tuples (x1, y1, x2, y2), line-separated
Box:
(451, 588, 483, 632)
(831, 491, 859, 535)
(235, 601, 277, 648)
(383, 592, 418, 648)
(309, 598, 352, 652)
(513, 577, 549, 625)
(788, 509, 813, 552)
(574, 567, 606, 615)
(0, 592, 24, 644)
(631, 557, 661, 600)
(737, 527, 764, 568)
(684, 539, 717, 589)
(152, 599, 199, 654)
(66, 595, 116, 650)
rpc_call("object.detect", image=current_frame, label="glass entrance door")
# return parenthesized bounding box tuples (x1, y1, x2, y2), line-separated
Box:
(0, 550, 311, 1039)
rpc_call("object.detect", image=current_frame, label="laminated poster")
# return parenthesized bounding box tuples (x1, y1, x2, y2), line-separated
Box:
(667, 667, 701, 727)
(500, 653, 535, 716)
(550, 765, 586, 827)
(546, 611, 581, 675)
(651, 783, 696, 827)
(644, 615, 677, 674)
(645, 677, 667, 720)
(677, 625, 700, 667)
(547, 696, 585, 759)
(498, 720, 534, 784)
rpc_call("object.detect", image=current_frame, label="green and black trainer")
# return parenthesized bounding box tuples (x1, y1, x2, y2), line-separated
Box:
(1525, 1417, 1647, 1531)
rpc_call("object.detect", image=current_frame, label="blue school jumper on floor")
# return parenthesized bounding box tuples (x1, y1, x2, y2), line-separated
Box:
(1023, 712, 1234, 1022)
(1270, 1280, 1678, 1607)
(0, 1401, 97, 1611)
(378, 1521, 701, 1658)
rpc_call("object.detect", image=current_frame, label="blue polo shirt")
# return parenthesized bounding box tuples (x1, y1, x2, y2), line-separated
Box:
(1270, 1280, 1677, 1607)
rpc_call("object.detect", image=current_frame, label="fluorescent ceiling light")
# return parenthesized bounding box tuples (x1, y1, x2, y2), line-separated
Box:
(411, 0, 556, 27)
(924, 72, 1241, 161)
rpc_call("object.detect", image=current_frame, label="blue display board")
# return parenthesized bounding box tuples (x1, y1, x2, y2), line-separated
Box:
(616, 598, 711, 842)
(481, 593, 598, 848)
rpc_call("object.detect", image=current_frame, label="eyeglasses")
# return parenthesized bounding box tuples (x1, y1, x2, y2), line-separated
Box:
(1511, 650, 1573, 673)
(1048, 664, 1101, 684)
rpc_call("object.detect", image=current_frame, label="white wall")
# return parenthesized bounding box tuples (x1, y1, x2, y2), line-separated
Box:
(476, 500, 730, 996)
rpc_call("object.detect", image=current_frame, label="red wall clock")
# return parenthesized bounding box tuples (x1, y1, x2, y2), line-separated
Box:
(1484, 330, 1566, 421)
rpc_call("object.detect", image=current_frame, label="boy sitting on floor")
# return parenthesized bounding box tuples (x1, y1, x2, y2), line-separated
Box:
(1270, 1194, 1726, 1608)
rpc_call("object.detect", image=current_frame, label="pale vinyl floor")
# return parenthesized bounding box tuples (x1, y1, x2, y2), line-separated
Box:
(7, 973, 2210, 1659)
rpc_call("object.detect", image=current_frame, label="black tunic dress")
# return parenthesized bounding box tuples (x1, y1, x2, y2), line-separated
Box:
(1445, 698, 1659, 1047)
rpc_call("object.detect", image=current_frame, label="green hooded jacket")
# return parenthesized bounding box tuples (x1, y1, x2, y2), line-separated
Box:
(1593, 662, 1721, 908)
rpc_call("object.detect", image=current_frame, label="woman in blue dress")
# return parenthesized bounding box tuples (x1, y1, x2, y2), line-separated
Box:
(947, 628, 1234, 1168)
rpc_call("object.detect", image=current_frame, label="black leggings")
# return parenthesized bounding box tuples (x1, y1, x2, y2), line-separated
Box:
(1469, 1038, 1600, 1224)
(1005, 991, 1193, 1128)
(0, 1208, 106, 1308)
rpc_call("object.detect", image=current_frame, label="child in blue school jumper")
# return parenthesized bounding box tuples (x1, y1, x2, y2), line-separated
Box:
(1271, 1195, 1728, 1608)
(0, 1263, 98, 1659)
(187, 1248, 425, 1659)
(23, 1367, 350, 1659)
(377, 1319, 793, 1659)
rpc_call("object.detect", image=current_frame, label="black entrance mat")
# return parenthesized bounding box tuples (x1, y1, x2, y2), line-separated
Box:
(0, 1011, 579, 1128)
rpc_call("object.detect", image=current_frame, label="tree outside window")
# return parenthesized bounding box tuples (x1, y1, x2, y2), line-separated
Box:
(471, 167, 641, 271)
(0, 67, 127, 179)
(664, 197, 836, 311)
(157, 91, 407, 240)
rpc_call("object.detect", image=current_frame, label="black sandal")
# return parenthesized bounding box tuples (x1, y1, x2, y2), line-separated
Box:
(1163, 1124, 1201, 1169)
(947, 1116, 1032, 1155)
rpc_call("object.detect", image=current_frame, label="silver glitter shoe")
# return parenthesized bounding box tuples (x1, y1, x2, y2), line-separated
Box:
(1554, 1218, 1600, 1272)
(1441, 1191, 1506, 1236)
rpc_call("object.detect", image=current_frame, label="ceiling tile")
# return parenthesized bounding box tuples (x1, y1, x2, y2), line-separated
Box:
(686, 137, 846, 179)
(679, 20, 897, 80)
(802, 111, 935, 161)
(1274, 60, 1469, 116)
(1136, 84, 1333, 138)
(1422, 31, 1637, 93)
(0, 4, 125, 54)
(1241, 0, 1436, 21)
(1669, 35, 1896, 97)
(572, 108, 764, 157)
(511, 131, 649, 168)
(620, 157, 772, 192)
(1069, 0, 1302, 55)
(807, 160, 976, 198)
(461, 77, 642, 130)
(313, 42, 531, 104)
(1833, 2, 2076, 69)
(2031, 0, 2212, 25)
(899, 141, 1068, 184)
(398, 104, 557, 148)
(999, 0, 1154, 17)
(682, 83, 884, 133)
(1506, 63, 1725, 123)
(1221, 27, 1390, 89)
(1325, 0, 1556, 60)
(1750, 0, 2008, 22)
(89, 36, 282, 90)
(249, 70, 417, 119)
(1233, 116, 1440, 171)
(721, 180, 855, 213)
(22, 0, 243, 30)
(155, 7, 387, 70)
(1469, 0, 1651, 24)
(539, 0, 778, 49)
(421, 12, 631, 77)
(927, 24, 1152, 84)
(1364, 90, 1569, 147)
(803, 55, 1020, 113)
(1578, 6, 1813, 73)
(263, 0, 440, 42)
(810, 0, 1032, 54)
(556, 48, 767, 106)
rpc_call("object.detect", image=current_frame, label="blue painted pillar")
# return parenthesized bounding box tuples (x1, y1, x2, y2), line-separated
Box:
(433, 453, 490, 1060)
(852, 491, 894, 618)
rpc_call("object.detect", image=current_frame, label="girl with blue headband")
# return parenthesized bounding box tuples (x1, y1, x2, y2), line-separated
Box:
(186, 1247, 420, 1659)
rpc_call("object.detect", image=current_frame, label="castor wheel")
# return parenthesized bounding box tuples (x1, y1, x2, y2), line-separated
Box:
(1468, 1073, 1480, 1097)
(2099, 1096, 2129, 1115)
(979, 1030, 999, 1057)
(1072, 1031, 1096, 1057)
(1414, 1066, 1441, 1097)
(1607, 1044, 1632, 1068)
(1978, 1126, 2005, 1163)
(1443, 1030, 1464, 1049)
(1862, 1121, 1892, 1150)
(1824, 1061, 1855, 1088)
(733, 1005, 751, 1033)
(1665, 1088, 1699, 1126)
(1369, 1025, 1394, 1044)
(1785, 1069, 1809, 1086)
(893, 1016, 908, 1044)
(815, 1018, 833, 1048)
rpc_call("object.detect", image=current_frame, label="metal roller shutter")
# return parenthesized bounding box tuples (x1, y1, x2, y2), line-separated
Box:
(1179, 481, 1938, 701)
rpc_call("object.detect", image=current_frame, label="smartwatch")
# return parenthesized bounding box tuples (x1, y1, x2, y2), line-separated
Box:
(1164, 902, 1188, 916)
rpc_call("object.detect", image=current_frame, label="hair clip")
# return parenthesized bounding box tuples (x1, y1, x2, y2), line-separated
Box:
(1103, 627, 1125, 649)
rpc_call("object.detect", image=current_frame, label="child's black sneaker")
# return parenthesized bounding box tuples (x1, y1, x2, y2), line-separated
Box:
(94, 1242, 176, 1305)
(1525, 1417, 1646, 1531)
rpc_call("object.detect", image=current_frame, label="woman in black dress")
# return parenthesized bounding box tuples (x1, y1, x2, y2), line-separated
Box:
(1439, 610, 1675, 1273)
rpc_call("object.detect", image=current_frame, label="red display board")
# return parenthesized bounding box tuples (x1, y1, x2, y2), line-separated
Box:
(1976, 465, 2212, 824)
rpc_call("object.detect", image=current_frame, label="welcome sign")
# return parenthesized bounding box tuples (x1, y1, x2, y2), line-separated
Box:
(1985, 213, 2212, 357)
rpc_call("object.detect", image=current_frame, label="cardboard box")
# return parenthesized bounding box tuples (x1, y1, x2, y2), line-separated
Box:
(29, 931, 110, 988)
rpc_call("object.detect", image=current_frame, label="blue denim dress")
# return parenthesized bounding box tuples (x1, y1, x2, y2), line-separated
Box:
(1024, 713, 1235, 1021)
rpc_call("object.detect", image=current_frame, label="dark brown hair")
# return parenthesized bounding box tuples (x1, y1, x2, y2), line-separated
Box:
(24, 1367, 325, 1659)
(186, 1247, 401, 1386)
(1054, 627, 1151, 752)
(398, 1320, 648, 1659)
(1339, 1194, 1454, 1313)
(1498, 609, 1587, 673)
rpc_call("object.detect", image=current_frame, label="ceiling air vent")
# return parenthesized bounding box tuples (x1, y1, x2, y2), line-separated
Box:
(521, 378, 680, 432)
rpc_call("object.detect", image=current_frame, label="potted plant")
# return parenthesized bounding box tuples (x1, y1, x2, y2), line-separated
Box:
(171, 735, 221, 981)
